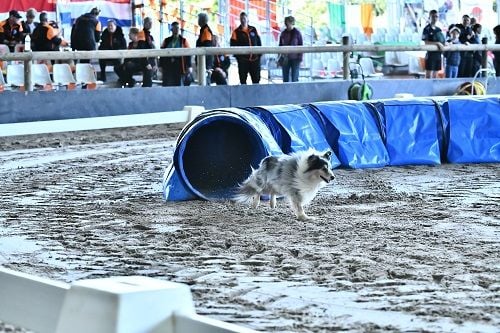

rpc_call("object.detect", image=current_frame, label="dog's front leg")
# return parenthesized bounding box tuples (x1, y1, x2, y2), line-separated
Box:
(270, 193, 277, 208)
(292, 201, 311, 221)
(252, 194, 260, 208)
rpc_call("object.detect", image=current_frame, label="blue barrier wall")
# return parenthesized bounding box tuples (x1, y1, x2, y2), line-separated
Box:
(163, 96, 500, 201)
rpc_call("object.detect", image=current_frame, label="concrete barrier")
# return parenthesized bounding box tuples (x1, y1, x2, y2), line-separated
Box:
(0, 268, 257, 333)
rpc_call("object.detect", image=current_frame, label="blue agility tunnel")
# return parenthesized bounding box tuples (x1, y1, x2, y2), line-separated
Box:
(163, 97, 499, 201)
(163, 109, 282, 201)
(245, 104, 337, 157)
(244, 104, 341, 168)
(307, 101, 390, 168)
(367, 98, 444, 166)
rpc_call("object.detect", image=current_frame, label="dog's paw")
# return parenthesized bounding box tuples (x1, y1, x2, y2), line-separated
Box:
(297, 214, 315, 221)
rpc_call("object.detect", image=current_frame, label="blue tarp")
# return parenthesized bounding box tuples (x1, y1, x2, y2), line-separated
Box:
(368, 98, 443, 166)
(442, 97, 500, 163)
(245, 104, 341, 167)
(308, 101, 390, 168)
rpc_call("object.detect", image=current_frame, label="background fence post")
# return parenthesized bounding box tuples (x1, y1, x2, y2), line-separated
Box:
(197, 54, 207, 86)
(481, 37, 488, 71)
(342, 35, 351, 80)
(24, 59, 33, 92)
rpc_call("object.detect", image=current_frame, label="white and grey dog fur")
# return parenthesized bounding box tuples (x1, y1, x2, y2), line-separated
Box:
(234, 150, 335, 221)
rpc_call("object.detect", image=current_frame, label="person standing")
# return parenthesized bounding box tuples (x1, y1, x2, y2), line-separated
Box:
(230, 12, 262, 84)
(98, 19, 127, 81)
(470, 23, 482, 77)
(159, 22, 192, 87)
(196, 12, 214, 79)
(493, 25, 500, 77)
(278, 16, 303, 82)
(71, 7, 102, 63)
(114, 27, 154, 88)
(421, 9, 445, 79)
(444, 26, 461, 78)
(456, 15, 474, 77)
(139, 17, 155, 48)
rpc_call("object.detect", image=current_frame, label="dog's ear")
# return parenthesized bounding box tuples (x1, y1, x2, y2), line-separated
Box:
(307, 153, 320, 165)
(323, 150, 332, 159)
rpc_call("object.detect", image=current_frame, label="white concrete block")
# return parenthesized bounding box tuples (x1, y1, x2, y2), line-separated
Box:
(174, 313, 258, 333)
(0, 268, 69, 333)
(55, 276, 195, 333)
(183, 105, 206, 123)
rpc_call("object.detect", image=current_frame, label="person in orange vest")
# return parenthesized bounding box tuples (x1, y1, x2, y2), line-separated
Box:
(137, 17, 157, 75)
(230, 11, 262, 84)
(159, 21, 192, 86)
(0, 10, 24, 52)
(138, 17, 155, 48)
(31, 12, 68, 52)
(196, 13, 214, 72)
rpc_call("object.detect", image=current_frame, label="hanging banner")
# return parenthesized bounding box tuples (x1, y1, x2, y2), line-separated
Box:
(57, 0, 132, 28)
(0, 0, 57, 22)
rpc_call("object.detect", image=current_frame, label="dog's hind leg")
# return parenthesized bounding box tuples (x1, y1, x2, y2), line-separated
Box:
(252, 194, 260, 208)
(270, 193, 277, 208)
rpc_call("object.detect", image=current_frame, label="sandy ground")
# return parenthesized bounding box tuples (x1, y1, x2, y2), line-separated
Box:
(0, 123, 499, 333)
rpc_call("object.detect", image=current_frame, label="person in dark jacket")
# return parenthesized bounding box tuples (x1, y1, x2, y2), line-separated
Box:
(31, 12, 67, 52)
(421, 9, 445, 79)
(138, 17, 155, 48)
(159, 22, 192, 87)
(71, 7, 102, 63)
(230, 11, 262, 84)
(98, 19, 127, 81)
(21, 8, 38, 39)
(470, 23, 482, 77)
(278, 16, 303, 82)
(493, 25, 500, 77)
(209, 35, 230, 85)
(444, 26, 461, 78)
(0, 10, 24, 52)
(456, 14, 474, 77)
(114, 27, 154, 88)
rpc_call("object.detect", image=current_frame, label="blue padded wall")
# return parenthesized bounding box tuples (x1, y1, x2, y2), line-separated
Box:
(442, 97, 500, 163)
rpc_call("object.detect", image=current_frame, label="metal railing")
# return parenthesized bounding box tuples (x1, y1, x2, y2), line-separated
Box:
(1, 39, 498, 91)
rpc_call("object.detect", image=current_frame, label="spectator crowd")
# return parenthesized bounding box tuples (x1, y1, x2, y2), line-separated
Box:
(1, 6, 499, 88)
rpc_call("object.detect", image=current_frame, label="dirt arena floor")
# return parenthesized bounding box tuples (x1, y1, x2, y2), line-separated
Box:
(0, 123, 499, 333)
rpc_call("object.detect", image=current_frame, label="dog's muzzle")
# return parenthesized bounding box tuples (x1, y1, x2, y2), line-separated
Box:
(321, 175, 335, 183)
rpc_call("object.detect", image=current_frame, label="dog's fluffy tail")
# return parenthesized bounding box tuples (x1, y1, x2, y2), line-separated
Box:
(233, 171, 260, 204)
